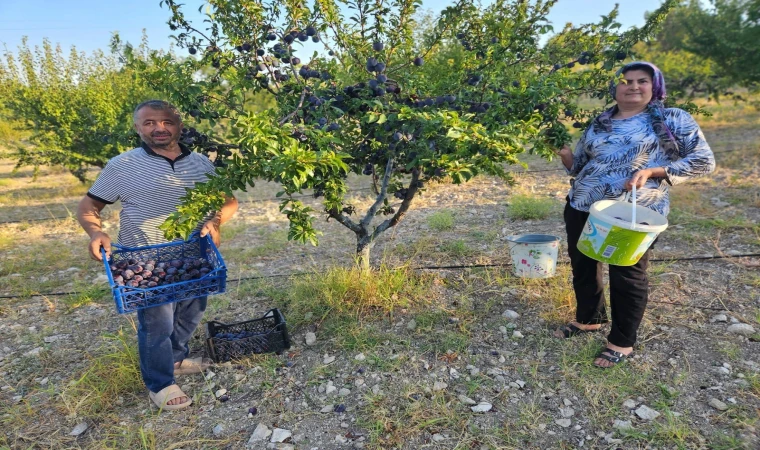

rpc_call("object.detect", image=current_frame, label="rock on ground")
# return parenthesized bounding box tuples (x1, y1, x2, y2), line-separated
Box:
(270, 428, 292, 443)
(634, 405, 660, 421)
(727, 323, 756, 336)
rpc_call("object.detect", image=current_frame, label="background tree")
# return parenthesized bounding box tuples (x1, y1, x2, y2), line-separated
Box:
(0, 36, 158, 181)
(125, 0, 679, 269)
(653, 0, 759, 89)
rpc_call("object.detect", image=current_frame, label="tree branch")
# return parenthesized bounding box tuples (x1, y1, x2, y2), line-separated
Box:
(361, 156, 393, 229)
(328, 208, 363, 234)
(279, 89, 307, 125)
(371, 168, 419, 240)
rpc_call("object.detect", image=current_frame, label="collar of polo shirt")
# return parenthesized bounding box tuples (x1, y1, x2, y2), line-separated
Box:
(141, 141, 192, 168)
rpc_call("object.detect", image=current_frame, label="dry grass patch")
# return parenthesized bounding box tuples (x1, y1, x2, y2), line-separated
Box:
(267, 265, 440, 349)
(58, 329, 142, 418)
(358, 388, 466, 449)
(507, 194, 560, 221)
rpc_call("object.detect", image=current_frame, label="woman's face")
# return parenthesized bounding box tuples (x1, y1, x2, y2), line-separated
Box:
(615, 69, 653, 109)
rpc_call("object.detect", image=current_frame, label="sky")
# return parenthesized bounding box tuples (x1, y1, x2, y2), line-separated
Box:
(0, 0, 667, 56)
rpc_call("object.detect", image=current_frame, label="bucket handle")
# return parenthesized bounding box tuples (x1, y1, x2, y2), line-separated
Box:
(631, 185, 637, 227)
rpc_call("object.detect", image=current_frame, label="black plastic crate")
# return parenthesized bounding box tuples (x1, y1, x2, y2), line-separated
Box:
(205, 308, 291, 362)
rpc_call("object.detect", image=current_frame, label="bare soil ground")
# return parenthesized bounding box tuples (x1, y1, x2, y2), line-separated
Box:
(1, 101, 759, 450)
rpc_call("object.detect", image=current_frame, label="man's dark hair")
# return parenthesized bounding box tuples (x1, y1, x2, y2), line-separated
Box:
(133, 100, 182, 124)
(621, 63, 655, 79)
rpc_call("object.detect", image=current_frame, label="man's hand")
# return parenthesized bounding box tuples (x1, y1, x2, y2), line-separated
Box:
(89, 231, 112, 261)
(200, 216, 221, 247)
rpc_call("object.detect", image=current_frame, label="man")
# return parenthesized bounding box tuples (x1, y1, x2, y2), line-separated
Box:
(77, 100, 238, 410)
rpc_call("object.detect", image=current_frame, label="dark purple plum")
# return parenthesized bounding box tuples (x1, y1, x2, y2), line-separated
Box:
(133, 275, 144, 283)
(200, 268, 211, 276)
(143, 264, 155, 272)
(156, 262, 167, 270)
(170, 260, 183, 268)
(122, 269, 135, 280)
(142, 270, 153, 278)
(188, 269, 200, 277)
(113, 275, 124, 284)
(177, 269, 186, 276)
(109, 264, 118, 271)
(145, 259, 156, 266)
(150, 276, 160, 283)
(116, 261, 128, 270)
(128, 280, 140, 288)
(147, 281, 158, 288)
(165, 275, 176, 283)
(128, 259, 137, 265)
(166, 267, 178, 275)
(182, 263, 193, 271)
(130, 265, 143, 273)
(180, 274, 193, 281)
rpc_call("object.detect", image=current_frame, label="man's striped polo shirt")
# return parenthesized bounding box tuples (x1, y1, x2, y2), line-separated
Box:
(87, 142, 216, 247)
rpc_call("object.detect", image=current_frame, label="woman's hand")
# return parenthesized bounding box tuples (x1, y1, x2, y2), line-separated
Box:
(555, 145, 573, 170)
(625, 167, 667, 191)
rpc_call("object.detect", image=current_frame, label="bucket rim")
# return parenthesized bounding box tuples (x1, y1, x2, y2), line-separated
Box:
(505, 234, 562, 244)
(590, 200, 668, 233)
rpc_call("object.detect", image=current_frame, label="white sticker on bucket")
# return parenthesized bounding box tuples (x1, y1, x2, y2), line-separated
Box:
(583, 216, 611, 253)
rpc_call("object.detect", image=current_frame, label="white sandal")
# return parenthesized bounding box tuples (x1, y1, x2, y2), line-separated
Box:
(149, 384, 192, 411)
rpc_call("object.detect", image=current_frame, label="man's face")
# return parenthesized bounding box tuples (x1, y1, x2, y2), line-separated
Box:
(133, 107, 182, 149)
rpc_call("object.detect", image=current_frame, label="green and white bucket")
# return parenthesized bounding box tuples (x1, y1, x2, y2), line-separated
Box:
(506, 234, 561, 278)
(577, 187, 668, 266)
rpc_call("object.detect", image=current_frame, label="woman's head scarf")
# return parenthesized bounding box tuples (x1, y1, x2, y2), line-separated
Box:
(593, 61, 678, 157)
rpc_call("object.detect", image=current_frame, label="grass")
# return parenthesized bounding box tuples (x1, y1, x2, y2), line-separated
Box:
(427, 209, 455, 231)
(61, 284, 111, 312)
(58, 329, 142, 418)
(358, 386, 466, 449)
(439, 239, 476, 258)
(223, 229, 290, 260)
(269, 264, 438, 348)
(507, 194, 558, 220)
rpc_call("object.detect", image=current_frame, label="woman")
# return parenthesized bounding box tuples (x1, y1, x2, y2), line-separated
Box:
(554, 61, 715, 368)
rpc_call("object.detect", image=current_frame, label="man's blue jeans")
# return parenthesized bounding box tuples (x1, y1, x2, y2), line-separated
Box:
(136, 296, 207, 393)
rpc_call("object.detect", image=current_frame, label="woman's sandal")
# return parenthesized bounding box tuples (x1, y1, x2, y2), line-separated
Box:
(149, 384, 192, 411)
(594, 347, 631, 368)
(555, 323, 600, 339)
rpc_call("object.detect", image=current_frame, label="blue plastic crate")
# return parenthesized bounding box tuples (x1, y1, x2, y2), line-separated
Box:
(101, 234, 227, 314)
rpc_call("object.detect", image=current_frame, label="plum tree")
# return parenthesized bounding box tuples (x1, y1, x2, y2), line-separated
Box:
(130, 0, 680, 269)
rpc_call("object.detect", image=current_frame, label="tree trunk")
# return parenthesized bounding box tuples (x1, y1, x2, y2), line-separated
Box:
(356, 237, 374, 271)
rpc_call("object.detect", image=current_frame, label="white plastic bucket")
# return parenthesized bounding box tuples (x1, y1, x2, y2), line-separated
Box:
(506, 234, 561, 278)
(577, 199, 668, 266)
